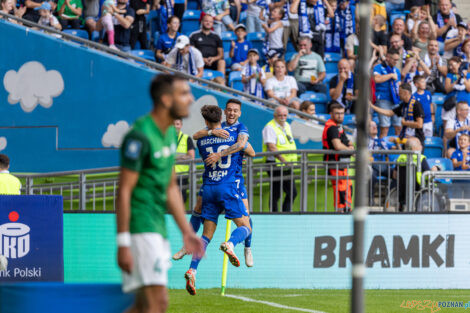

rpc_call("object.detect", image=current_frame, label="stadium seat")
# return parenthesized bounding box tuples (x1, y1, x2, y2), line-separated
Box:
(324, 52, 342, 62)
(153, 31, 160, 48)
(182, 10, 201, 35)
(228, 71, 243, 91)
(91, 31, 101, 42)
(286, 41, 296, 54)
(133, 32, 151, 50)
(423, 137, 444, 158)
(316, 113, 330, 122)
(147, 10, 159, 38)
(299, 92, 328, 104)
(325, 61, 338, 74)
(221, 31, 236, 53)
(202, 69, 224, 80)
(324, 72, 336, 85)
(343, 114, 356, 128)
(187, 0, 199, 10)
(247, 32, 266, 60)
(427, 158, 453, 171)
(63, 29, 89, 41)
(130, 49, 155, 61)
(432, 93, 445, 106)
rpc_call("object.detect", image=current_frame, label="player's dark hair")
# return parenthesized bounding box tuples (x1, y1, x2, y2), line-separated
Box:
(413, 75, 425, 84)
(387, 48, 400, 56)
(328, 100, 344, 113)
(226, 98, 242, 108)
(201, 105, 222, 123)
(149, 74, 187, 107)
(400, 83, 413, 93)
(300, 101, 315, 112)
(0, 154, 10, 169)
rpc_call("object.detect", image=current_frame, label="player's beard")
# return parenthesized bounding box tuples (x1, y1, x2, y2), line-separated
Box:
(169, 103, 189, 120)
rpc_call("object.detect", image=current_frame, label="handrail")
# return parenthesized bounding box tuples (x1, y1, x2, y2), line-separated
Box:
(14, 149, 419, 178)
(0, 12, 344, 128)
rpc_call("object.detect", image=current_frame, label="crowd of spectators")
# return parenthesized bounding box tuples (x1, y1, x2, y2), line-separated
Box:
(1, 0, 469, 174)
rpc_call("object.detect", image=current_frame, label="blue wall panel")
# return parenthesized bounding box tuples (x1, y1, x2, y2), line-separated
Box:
(0, 20, 321, 173)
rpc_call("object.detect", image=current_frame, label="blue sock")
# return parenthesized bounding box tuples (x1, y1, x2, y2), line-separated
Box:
(244, 217, 253, 248)
(228, 226, 251, 247)
(189, 213, 203, 233)
(190, 235, 210, 270)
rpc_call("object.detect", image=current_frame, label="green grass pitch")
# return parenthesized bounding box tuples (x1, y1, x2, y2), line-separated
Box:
(166, 289, 470, 313)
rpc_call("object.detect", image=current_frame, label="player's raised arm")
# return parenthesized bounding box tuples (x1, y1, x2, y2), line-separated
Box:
(205, 133, 249, 165)
(244, 142, 256, 157)
(116, 167, 140, 274)
(167, 170, 204, 257)
(193, 128, 230, 140)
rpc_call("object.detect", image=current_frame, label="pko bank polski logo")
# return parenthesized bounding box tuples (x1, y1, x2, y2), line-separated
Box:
(0, 211, 30, 259)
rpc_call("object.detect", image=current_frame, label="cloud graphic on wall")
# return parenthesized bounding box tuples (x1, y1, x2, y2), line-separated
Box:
(291, 120, 324, 144)
(0, 137, 6, 151)
(181, 95, 219, 136)
(102, 121, 130, 148)
(3, 61, 64, 113)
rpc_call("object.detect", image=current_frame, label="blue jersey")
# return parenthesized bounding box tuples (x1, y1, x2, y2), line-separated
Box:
(197, 126, 242, 185)
(156, 32, 181, 55)
(413, 90, 432, 123)
(232, 40, 252, 64)
(451, 149, 470, 171)
(373, 63, 401, 102)
(222, 121, 249, 177)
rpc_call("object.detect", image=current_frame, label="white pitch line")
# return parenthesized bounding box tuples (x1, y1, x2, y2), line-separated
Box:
(225, 294, 327, 313)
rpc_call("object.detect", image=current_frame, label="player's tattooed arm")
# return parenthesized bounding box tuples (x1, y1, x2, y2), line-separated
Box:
(244, 142, 256, 157)
(205, 133, 249, 165)
(193, 128, 230, 140)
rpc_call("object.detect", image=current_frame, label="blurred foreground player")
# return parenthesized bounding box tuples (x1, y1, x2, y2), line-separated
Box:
(184, 105, 252, 295)
(116, 74, 204, 313)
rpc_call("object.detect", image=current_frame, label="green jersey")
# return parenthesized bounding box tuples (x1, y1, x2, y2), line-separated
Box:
(120, 115, 177, 237)
(56, 0, 83, 19)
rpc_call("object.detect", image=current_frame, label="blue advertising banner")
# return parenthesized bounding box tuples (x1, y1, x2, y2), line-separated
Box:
(0, 195, 63, 282)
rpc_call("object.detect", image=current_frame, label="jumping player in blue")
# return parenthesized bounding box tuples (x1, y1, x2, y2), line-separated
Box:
(173, 99, 255, 267)
(184, 105, 252, 296)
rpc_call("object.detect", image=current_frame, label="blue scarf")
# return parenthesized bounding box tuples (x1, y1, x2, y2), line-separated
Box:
(344, 71, 354, 111)
(338, 4, 355, 40)
(383, 62, 400, 105)
(399, 95, 417, 139)
(176, 47, 197, 76)
(298, 0, 311, 37)
(282, 1, 289, 24)
(404, 69, 419, 85)
(159, 6, 168, 33)
(313, 0, 325, 31)
(244, 64, 264, 99)
(455, 118, 470, 149)
(325, 11, 341, 52)
(165, 0, 174, 17)
(436, 10, 456, 42)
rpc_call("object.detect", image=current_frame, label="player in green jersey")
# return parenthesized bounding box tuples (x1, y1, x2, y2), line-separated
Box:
(117, 74, 204, 313)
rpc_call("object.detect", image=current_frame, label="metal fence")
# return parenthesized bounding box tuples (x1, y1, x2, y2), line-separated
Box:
(418, 171, 470, 212)
(16, 149, 426, 213)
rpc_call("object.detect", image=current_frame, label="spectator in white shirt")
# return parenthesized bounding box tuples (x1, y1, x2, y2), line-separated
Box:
(265, 59, 300, 109)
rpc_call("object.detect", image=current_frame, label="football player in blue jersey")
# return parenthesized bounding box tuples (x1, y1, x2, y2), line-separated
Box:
(173, 99, 255, 267)
(184, 105, 252, 296)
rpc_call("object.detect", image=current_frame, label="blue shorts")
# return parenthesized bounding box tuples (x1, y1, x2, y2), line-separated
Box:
(199, 179, 247, 200)
(201, 182, 247, 224)
(235, 176, 248, 200)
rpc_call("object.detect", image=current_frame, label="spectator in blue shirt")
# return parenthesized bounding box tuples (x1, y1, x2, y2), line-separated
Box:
(413, 75, 434, 138)
(450, 133, 470, 198)
(230, 24, 252, 71)
(368, 120, 391, 205)
(373, 48, 402, 138)
(155, 16, 181, 62)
